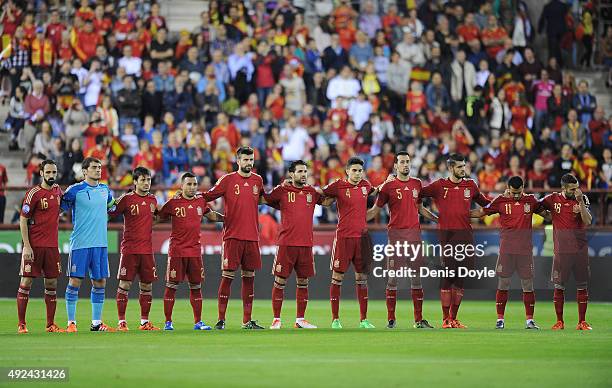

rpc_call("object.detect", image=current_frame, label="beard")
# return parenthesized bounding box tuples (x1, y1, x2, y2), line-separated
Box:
(44, 178, 56, 186)
(240, 166, 252, 173)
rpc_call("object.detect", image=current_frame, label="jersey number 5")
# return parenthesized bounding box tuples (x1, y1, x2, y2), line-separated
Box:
(396, 188, 402, 200)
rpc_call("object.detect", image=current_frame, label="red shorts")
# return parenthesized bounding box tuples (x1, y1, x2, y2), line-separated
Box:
(272, 245, 315, 279)
(496, 253, 534, 279)
(330, 237, 367, 273)
(386, 237, 426, 271)
(165, 256, 204, 284)
(118, 253, 158, 283)
(222, 239, 261, 271)
(20, 247, 61, 278)
(551, 253, 590, 284)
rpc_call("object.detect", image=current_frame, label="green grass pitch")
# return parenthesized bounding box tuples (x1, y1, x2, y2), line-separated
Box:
(2, 298, 611, 387)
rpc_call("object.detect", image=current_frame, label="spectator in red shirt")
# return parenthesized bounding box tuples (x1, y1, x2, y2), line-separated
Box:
(211, 112, 240, 151)
(92, 4, 112, 38)
(456, 12, 480, 44)
(482, 15, 508, 58)
(527, 158, 550, 189)
(74, 20, 100, 62)
(589, 107, 608, 154)
(366, 155, 388, 187)
(45, 9, 66, 50)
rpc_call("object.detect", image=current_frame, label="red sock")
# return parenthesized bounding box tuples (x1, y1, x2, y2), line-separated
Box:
(139, 290, 152, 321)
(440, 289, 451, 320)
(330, 283, 341, 320)
(241, 276, 254, 323)
(553, 288, 564, 322)
(496, 290, 508, 319)
(356, 283, 368, 321)
(450, 288, 464, 320)
(386, 288, 397, 321)
(523, 291, 535, 320)
(577, 289, 588, 322)
(163, 287, 176, 322)
(116, 287, 129, 321)
(217, 277, 233, 321)
(272, 285, 284, 319)
(296, 286, 308, 319)
(44, 288, 57, 327)
(17, 285, 30, 325)
(190, 288, 203, 323)
(412, 288, 424, 322)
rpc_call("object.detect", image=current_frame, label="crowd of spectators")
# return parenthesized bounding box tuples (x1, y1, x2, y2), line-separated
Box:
(0, 0, 611, 225)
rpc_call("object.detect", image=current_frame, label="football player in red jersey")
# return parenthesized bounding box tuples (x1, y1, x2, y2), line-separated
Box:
(540, 174, 593, 330)
(420, 153, 490, 329)
(108, 167, 160, 331)
(158, 172, 224, 331)
(203, 147, 267, 330)
(322, 157, 385, 329)
(367, 151, 438, 329)
(17, 159, 65, 333)
(262, 160, 333, 329)
(471, 176, 547, 330)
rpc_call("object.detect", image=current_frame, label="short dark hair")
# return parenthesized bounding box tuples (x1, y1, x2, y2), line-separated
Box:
(507, 176, 524, 189)
(40, 159, 57, 171)
(181, 172, 197, 182)
(346, 157, 364, 168)
(132, 167, 151, 182)
(447, 153, 465, 167)
(288, 160, 307, 173)
(236, 146, 254, 157)
(561, 173, 579, 186)
(394, 151, 410, 164)
(82, 157, 101, 169)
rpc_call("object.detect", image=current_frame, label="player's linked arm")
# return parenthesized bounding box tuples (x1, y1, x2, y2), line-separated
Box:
(205, 211, 224, 223)
(469, 208, 486, 219)
(366, 205, 381, 221)
(419, 204, 438, 223)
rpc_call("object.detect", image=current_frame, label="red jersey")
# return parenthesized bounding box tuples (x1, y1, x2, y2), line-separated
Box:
(376, 178, 422, 234)
(110, 192, 157, 255)
(323, 179, 373, 238)
(159, 194, 211, 257)
(541, 193, 589, 254)
(264, 184, 322, 247)
(421, 178, 490, 231)
(204, 172, 264, 241)
(20, 185, 62, 248)
(484, 194, 541, 254)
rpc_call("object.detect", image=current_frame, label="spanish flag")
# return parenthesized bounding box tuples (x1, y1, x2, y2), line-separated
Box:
(110, 137, 125, 158)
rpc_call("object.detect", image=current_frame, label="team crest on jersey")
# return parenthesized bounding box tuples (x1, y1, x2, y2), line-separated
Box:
(464, 188, 471, 198)
(22, 204, 30, 214)
(412, 188, 418, 198)
(572, 204, 580, 213)
(24, 264, 31, 273)
(170, 269, 176, 279)
(120, 267, 127, 276)
(253, 185, 259, 195)
(197, 207, 202, 216)
(306, 193, 312, 203)
(524, 203, 531, 213)
(361, 187, 367, 195)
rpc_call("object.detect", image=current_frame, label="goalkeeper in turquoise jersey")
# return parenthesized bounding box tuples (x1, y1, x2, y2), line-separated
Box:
(60, 157, 116, 332)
